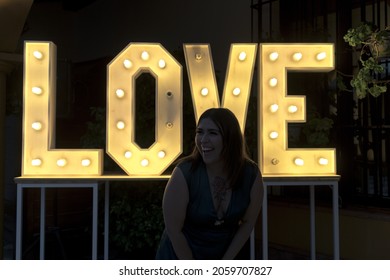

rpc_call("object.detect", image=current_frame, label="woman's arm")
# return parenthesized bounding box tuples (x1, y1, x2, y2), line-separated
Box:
(162, 166, 194, 259)
(222, 170, 264, 260)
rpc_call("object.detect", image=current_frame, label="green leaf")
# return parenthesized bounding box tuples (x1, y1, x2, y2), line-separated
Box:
(368, 84, 387, 97)
(343, 23, 373, 46)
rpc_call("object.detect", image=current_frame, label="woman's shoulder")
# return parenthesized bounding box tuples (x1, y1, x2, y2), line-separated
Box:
(174, 158, 204, 188)
(243, 158, 260, 172)
(241, 159, 261, 183)
(176, 158, 193, 171)
(175, 158, 199, 179)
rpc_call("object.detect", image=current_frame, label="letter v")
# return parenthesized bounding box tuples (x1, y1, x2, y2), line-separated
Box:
(184, 44, 257, 133)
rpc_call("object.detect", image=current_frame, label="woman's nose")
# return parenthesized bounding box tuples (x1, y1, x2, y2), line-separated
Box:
(200, 133, 209, 142)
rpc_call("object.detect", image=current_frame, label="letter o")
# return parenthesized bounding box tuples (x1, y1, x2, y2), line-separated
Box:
(107, 43, 182, 175)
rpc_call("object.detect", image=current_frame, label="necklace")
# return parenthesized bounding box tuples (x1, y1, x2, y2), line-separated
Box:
(211, 176, 230, 226)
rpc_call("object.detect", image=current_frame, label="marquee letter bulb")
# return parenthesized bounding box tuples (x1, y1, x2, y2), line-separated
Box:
(238, 51, 247, 61)
(31, 158, 42, 166)
(116, 121, 125, 130)
(292, 52, 303, 61)
(316, 52, 327, 61)
(201, 87, 209, 96)
(232, 87, 241, 96)
(288, 105, 298, 113)
(269, 52, 279, 61)
(141, 159, 149, 167)
(32, 87, 43, 95)
(32, 122, 42, 131)
(318, 157, 329, 165)
(81, 159, 91, 167)
(57, 158, 67, 167)
(269, 78, 278, 87)
(158, 59, 166, 69)
(141, 51, 150, 61)
(33, 51, 43, 60)
(158, 150, 166, 158)
(270, 104, 279, 113)
(269, 131, 279, 139)
(124, 151, 132, 159)
(123, 59, 132, 69)
(294, 158, 304, 166)
(116, 89, 125, 98)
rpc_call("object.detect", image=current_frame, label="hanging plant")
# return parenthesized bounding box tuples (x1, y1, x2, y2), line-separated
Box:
(343, 22, 390, 98)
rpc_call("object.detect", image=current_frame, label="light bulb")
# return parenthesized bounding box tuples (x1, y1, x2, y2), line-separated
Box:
(269, 78, 278, 87)
(201, 87, 209, 96)
(158, 150, 166, 158)
(141, 51, 150, 61)
(81, 159, 91, 167)
(116, 89, 125, 98)
(238, 52, 247, 61)
(32, 122, 42, 131)
(57, 158, 67, 167)
(292, 52, 303, 61)
(232, 88, 241, 96)
(141, 159, 149, 167)
(195, 53, 202, 60)
(294, 158, 304, 166)
(116, 121, 125, 130)
(123, 59, 132, 69)
(269, 52, 279, 61)
(31, 158, 42, 166)
(316, 52, 327, 61)
(32, 87, 43, 95)
(158, 59, 166, 69)
(124, 151, 132, 159)
(269, 131, 279, 139)
(33, 51, 43, 60)
(288, 105, 298, 113)
(318, 157, 329, 165)
(269, 104, 279, 113)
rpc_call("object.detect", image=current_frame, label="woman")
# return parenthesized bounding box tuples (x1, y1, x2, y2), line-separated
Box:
(155, 108, 264, 260)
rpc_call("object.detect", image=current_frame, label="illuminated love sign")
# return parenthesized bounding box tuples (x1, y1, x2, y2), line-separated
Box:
(21, 41, 336, 177)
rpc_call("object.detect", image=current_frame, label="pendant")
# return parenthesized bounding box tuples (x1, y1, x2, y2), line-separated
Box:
(214, 219, 224, 226)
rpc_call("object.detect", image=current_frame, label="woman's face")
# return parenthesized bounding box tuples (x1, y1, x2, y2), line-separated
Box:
(195, 118, 224, 167)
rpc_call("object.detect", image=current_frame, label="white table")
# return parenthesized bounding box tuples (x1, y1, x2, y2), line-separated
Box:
(14, 175, 169, 260)
(253, 175, 341, 260)
(14, 178, 100, 260)
(16, 175, 339, 260)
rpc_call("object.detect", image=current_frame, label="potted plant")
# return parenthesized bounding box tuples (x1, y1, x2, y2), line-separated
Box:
(342, 22, 390, 99)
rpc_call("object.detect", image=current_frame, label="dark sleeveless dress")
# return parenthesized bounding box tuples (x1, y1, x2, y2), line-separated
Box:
(155, 159, 259, 260)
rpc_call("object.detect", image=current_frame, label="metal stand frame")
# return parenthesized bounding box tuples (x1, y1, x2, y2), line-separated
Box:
(15, 176, 339, 260)
(254, 176, 340, 260)
(14, 175, 169, 260)
(15, 181, 99, 260)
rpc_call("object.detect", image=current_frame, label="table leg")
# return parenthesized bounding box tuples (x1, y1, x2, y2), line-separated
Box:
(309, 185, 316, 259)
(332, 183, 340, 259)
(39, 187, 46, 260)
(15, 184, 23, 260)
(262, 184, 268, 260)
(92, 184, 98, 260)
(104, 181, 110, 260)
(250, 230, 255, 259)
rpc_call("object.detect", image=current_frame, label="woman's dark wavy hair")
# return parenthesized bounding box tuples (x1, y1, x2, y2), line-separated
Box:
(181, 108, 250, 189)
